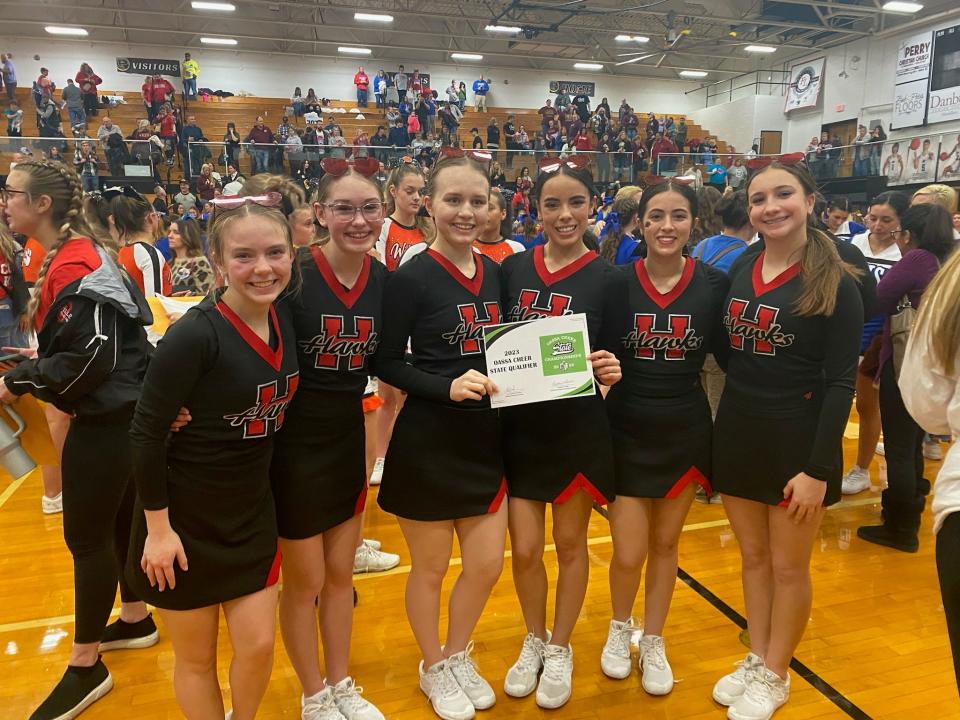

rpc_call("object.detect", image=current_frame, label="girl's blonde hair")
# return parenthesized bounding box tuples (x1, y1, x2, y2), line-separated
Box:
(912, 184, 958, 213)
(914, 249, 960, 376)
(385, 163, 433, 242)
(11, 160, 108, 323)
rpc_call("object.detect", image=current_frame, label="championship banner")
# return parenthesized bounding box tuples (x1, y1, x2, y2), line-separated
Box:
(116, 57, 181, 77)
(549, 80, 596, 97)
(928, 23, 960, 125)
(937, 132, 960, 181)
(783, 58, 824, 113)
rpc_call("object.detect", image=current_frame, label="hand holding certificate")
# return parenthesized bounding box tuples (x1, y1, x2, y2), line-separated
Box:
(483, 313, 597, 409)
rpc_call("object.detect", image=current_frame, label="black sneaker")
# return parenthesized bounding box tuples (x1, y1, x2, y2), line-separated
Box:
(857, 524, 919, 553)
(99, 614, 159, 652)
(29, 657, 113, 720)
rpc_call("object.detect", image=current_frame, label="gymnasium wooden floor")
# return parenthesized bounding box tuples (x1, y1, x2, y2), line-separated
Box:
(1, 405, 957, 719)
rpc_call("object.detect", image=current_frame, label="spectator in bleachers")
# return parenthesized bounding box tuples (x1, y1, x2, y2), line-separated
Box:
(457, 80, 467, 110)
(406, 110, 420, 138)
(650, 132, 678, 173)
(597, 137, 611, 183)
(223, 163, 243, 188)
(128, 119, 155, 167)
(168, 217, 213, 296)
(473, 74, 490, 112)
(222, 121, 241, 168)
(294, 158, 320, 191)
(73, 140, 99, 193)
(645, 112, 658, 137)
(35, 67, 54, 100)
(75, 63, 102, 117)
(328, 126, 347, 159)
(276, 114, 293, 146)
(489, 160, 506, 188)
(814, 130, 837, 180)
(323, 115, 343, 137)
(140, 75, 152, 118)
(353, 128, 370, 158)
(425, 93, 437, 134)
(354, 66, 370, 107)
(539, 98, 557, 135)
(96, 116, 125, 175)
(304, 87, 321, 114)
(370, 70, 385, 109)
(546, 119, 560, 148)
(47, 145, 65, 164)
(486, 116, 500, 161)
(5, 98, 23, 137)
(590, 106, 608, 138)
(853, 124, 871, 177)
(152, 184, 169, 214)
(445, 80, 459, 107)
(869, 125, 886, 175)
(284, 128, 304, 175)
(387, 117, 410, 160)
(414, 93, 428, 135)
(727, 157, 747, 189)
(555, 87, 571, 111)
(60, 78, 85, 130)
(301, 122, 322, 163)
(573, 127, 593, 154)
(370, 125, 389, 163)
(572, 91, 591, 123)
(179, 113, 205, 177)
(244, 116, 276, 175)
(147, 73, 175, 124)
(1, 54, 16, 101)
(181, 53, 199, 101)
(622, 107, 639, 140)
(195, 163, 218, 202)
(438, 102, 459, 141)
(504, 114, 519, 169)
(614, 130, 633, 181)
(174, 179, 197, 213)
(291, 86, 304, 117)
(394, 64, 409, 100)
(517, 124, 530, 153)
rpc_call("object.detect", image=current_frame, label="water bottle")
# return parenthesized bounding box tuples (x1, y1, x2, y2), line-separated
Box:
(0, 404, 37, 480)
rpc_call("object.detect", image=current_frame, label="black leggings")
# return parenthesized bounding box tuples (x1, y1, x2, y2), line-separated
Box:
(878, 361, 929, 531)
(62, 414, 139, 644)
(937, 512, 960, 696)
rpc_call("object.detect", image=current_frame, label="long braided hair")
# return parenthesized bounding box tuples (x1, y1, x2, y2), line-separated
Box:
(13, 160, 107, 324)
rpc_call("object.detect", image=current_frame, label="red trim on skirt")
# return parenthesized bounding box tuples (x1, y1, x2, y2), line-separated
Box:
(487, 478, 508, 513)
(665, 466, 712, 498)
(554, 472, 609, 506)
(265, 546, 283, 587)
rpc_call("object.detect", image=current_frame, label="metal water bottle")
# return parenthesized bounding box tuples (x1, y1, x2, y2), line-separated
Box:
(0, 404, 37, 480)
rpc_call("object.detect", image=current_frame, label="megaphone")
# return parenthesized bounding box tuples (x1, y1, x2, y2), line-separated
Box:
(0, 404, 37, 480)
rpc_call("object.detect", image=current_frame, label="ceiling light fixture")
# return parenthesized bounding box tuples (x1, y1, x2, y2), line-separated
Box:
(744, 45, 777, 53)
(485, 24, 522, 33)
(881, 1, 923, 11)
(200, 36, 238, 45)
(574, 62, 604, 70)
(191, 1, 236, 10)
(679, 70, 709, 78)
(615, 34, 650, 42)
(44, 26, 88, 36)
(338, 46, 372, 55)
(451, 53, 484, 60)
(354, 12, 394, 22)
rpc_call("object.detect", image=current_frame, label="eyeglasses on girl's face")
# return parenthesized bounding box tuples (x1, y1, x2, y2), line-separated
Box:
(0, 187, 29, 204)
(320, 201, 385, 222)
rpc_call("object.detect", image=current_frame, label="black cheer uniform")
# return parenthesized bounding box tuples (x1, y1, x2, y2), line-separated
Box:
(500, 245, 627, 505)
(607, 257, 729, 498)
(127, 294, 299, 610)
(272, 247, 386, 539)
(713, 251, 862, 506)
(376, 248, 507, 521)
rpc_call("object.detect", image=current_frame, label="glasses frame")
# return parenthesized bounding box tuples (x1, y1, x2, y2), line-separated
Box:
(0, 188, 30, 204)
(320, 200, 386, 223)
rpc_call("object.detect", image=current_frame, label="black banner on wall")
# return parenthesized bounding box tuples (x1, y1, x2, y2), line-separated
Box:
(116, 57, 181, 77)
(549, 80, 596, 97)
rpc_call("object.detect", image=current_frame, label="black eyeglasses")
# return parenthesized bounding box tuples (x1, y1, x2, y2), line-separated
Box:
(0, 188, 29, 203)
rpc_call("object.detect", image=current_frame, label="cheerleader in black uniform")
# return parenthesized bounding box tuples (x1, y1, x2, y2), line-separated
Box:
(376, 150, 506, 720)
(499, 156, 623, 710)
(127, 197, 298, 720)
(0, 161, 156, 720)
(271, 157, 386, 720)
(711, 162, 862, 720)
(602, 181, 729, 694)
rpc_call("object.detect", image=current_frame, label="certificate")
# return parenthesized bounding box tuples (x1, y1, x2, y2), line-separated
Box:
(483, 313, 596, 409)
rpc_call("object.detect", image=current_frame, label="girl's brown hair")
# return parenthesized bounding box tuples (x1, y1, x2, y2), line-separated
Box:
(914, 249, 960, 375)
(172, 217, 204, 258)
(11, 160, 108, 322)
(598, 195, 638, 263)
(746, 162, 859, 317)
(385, 163, 433, 241)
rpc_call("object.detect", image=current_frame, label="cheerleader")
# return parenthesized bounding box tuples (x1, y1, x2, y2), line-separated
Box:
(270, 156, 387, 719)
(376, 149, 506, 720)
(371, 163, 429, 485)
(602, 181, 729, 693)
(0, 160, 156, 720)
(473, 188, 524, 263)
(499, 155, 624, 709)
(711, 161, 862, 720)
(126, 195, 298, 720)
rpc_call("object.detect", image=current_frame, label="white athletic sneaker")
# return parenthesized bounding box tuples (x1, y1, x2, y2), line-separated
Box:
(302, 687, 347, 720)
(600, 618, 635, 679)
(536, 643, 573, 709)
(353, 541, 400, 574)
(362, 538, 381, 551)
(503, 633, 545, 698)
(370, 457, 385, 486)
(712, 652, 765, 706)
(41, 492, 63, 515)
(446, 641, 496, 710)
(924, 440, 943, 461)
(330, 676, 384, 720)
(727, 668, 790, 720)
(637, 634, 673, 695)
(419, 659, 475, 720)
(841, 466, 871, 495)
(875, 442, 885, 457)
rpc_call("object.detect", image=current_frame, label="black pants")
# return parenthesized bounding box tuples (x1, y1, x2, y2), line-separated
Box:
(62, 413, 139, 644)
(879, 361, 929, 531)
(937, 512, 960, 695)
(83, 93, 98, 116)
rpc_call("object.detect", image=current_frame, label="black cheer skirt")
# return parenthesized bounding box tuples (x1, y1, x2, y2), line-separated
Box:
(126, 454, 280, 611)
(502, 393, 615, 505)
(271, 389, 367, 539)
(712, 389, 842, 507)
(377, 397, 506, 521)
(606, 383, 712, 499)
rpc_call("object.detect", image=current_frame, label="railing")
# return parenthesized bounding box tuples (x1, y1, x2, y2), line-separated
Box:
(685, 70, 792, 108)
(1, 134, 158, 185)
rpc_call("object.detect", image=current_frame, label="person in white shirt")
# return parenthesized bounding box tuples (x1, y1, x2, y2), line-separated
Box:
(898, 249, 960, 693)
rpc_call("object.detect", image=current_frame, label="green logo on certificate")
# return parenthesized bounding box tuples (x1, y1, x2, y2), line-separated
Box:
(539, 332, 588, 376)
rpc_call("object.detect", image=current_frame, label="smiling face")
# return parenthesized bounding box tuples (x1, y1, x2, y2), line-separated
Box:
(425, 163, 490, 248)
(316, 174, 383, 254)
(641, 189, 694, 260)
(216, 213, 293, 307)
(537, 173, 591, 250)
(746, 167, 815, 242)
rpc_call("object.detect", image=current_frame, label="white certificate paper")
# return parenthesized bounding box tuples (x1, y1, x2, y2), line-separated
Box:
(483, 313, 596, 409)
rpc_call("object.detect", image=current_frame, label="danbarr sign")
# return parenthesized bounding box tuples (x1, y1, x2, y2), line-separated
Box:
(116, 57, 181, 77)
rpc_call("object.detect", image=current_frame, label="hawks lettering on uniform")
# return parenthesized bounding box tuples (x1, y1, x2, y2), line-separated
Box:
(508, 289, 573, 322)
(443, 302, 501, 355)
(224, 372, 300, 438)
(725, 298, 794, 355)
(299, 314, 378, 371)
(623, 313, 702, 360)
